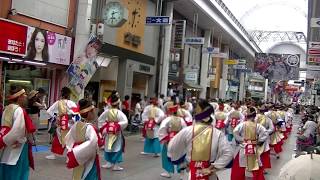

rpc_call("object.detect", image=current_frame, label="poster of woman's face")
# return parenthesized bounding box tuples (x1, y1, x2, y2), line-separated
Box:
(25, 28, 49, 61)
(24, 27, 72, 65)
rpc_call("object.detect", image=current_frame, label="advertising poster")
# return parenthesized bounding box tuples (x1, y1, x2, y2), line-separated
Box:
(25, 27, 72, 65)
(0, 19, 28, 56)
(254, 53, 300, 81)
(67, 36, 102, 101)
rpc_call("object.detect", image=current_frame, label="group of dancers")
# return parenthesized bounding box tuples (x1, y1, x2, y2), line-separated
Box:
(0, 85, 295, 180)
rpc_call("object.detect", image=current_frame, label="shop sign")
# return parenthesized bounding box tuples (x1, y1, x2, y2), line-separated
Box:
(185, 72, 197, 81)
(212, 53, 228, 58)
(309, 42, 320, 49)
(238, 59, 246, 64)
(0, 19, 28, 56)
(173, 20, 186, 49)
(233, 64, 246, 70)
(203, 47, 220, 54)
(145, 16, 170, 25)
(248, 85, 263, 92)
(225, 59, 238, 65)
(139, 64, 151, 73)
(311, 18, 320, 27)
(184, 37, 205, 45)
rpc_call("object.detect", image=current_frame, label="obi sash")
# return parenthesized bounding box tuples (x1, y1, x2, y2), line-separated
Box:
(145, 106, 157, 139)
(190, 124, 213, 180)
(58, 100, 69, 146)
(244, 121, 259, 171)
(269, 111, 281, 145)
(101, 109, 120, 151)
(215, 112, 226, 129)
(72, 122, 87, 180)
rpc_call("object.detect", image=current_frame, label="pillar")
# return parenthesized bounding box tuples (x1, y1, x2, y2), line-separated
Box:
(219, 46, 229, 100)
(159, 2, 174, 96)
(199, 30, 211, 98)
(74, 0, 92, 56)
(239, 72, 245, 101)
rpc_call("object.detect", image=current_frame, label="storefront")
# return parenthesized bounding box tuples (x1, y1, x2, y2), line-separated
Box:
(0, 18, 72, 128)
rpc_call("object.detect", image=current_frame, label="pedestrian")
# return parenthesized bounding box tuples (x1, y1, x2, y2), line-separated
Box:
(167, 99, 233, 180)
(27, 89, 46, 134)
(158, 94, 165, 110)
(122, 95, 131, 119)
(231, 107, 267, 180)
(141, 98, 165, 156)
(134, 98, 143, 121)
(65, 99, 101, 180)
(158, 104, 187, 179)
(45, 87, 78, 160)
(98, 94, 128, 171)
(0, 86, 36, 180)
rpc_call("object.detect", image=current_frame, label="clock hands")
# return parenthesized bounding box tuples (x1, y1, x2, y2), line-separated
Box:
(131, 9, 139, 28)
(110, 11, 118, 23)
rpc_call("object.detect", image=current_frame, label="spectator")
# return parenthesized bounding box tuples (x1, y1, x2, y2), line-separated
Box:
(141, 96, 148, 110)
(158, 94, 164, 110)
(122, 95, 131, 119)
(135, 98, 143, 121)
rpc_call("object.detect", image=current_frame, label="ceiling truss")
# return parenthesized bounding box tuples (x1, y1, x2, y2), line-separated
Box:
(249, 30, 306, 45)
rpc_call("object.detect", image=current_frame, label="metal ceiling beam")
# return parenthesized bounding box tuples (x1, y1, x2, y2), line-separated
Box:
(248, 30, 307, 44)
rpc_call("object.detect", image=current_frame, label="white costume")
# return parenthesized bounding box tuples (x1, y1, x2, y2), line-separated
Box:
(141, 105, 165, 139)
(98, 108, 128, 153)
(233, 121, 268, 169)
(65, 121, 99, 179)
(168, 125, 233, 180)
(177, 108, 193, 126)
(1, 105, 27, 165)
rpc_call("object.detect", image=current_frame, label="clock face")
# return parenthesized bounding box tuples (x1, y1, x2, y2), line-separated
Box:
(103, 2, 128, 27)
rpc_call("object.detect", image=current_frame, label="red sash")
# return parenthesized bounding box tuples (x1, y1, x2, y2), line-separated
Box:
(231, 118, 239, 128)
(59, 114, 69, 130)
(244, 140, 256, 155)
(215, 119, 225, 129)
(145, 119, 156, 130)
(105, 122, 121, 134)
(190, 161, 210, 180)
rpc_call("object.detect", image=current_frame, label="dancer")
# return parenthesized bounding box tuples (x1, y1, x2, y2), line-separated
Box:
(225, 103, 245, 142)
(65, 99, 101, 180)
(266, 105, 283, 159)
(231, 107, 267, 180)
(213, 102, 228, 132)
(168, 99, 233, 180)
(0, 86, 36, 180)
(141, 98, 165, 156)
(158, 104, 187, 178)
(177, 100, 193, 126)
(98, 94, 128, 171)
(255, 105, 274, 171)
(46, 87, 78, 160)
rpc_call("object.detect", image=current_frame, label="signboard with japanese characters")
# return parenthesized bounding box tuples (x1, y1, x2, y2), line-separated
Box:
(173, 20, 186, 49)
(0, 19, 28, 56)
(184, 37, 205, 45)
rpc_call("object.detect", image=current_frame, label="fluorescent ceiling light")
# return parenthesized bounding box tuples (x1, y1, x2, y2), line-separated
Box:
(0, 56, 10, 60)
(12, 58, 23, 62)
(8, 80, 31, 83)
(24, 60, 46, 66)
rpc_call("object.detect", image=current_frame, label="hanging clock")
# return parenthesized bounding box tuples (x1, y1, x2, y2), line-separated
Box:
(103, 1, 128, 27)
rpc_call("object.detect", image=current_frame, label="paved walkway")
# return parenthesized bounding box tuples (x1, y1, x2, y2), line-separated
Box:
(29, 115, 300, 180)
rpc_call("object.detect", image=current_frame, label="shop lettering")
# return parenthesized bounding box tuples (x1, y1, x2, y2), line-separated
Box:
(139, 65, 151, 72)
(124, 32, 141, 46)
(7, 39, 24, 53)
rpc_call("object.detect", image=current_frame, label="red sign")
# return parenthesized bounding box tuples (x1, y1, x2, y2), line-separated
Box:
(0, 19, 28, 56)
(308, 49, 320, 55)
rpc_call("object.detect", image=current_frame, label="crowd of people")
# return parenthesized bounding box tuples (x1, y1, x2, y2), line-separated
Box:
(1, 85, 319, 180)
